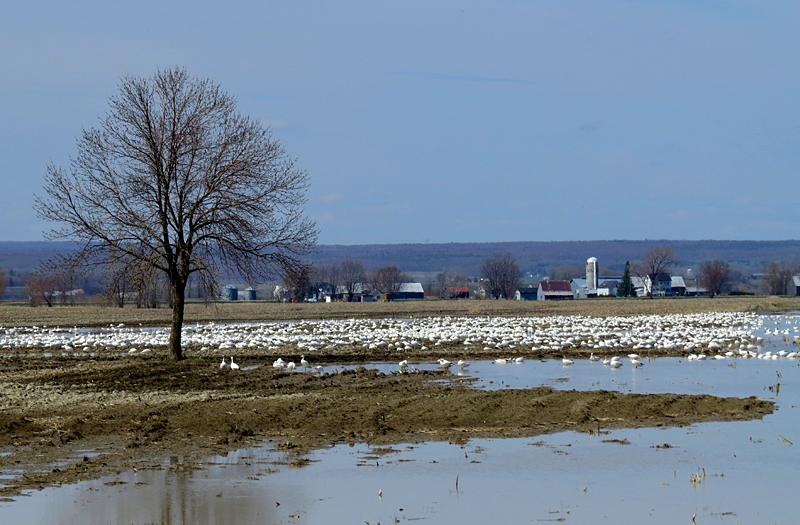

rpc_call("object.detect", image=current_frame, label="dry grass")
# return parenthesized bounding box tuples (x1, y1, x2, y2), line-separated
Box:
(0, 295, 798, 328)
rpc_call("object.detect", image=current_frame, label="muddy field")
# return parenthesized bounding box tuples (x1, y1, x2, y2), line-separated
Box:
(0, 351, 774, 499)
(0, 299, 788, 500)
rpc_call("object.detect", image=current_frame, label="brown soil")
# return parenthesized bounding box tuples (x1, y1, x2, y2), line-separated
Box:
(0, 352, 773, 498)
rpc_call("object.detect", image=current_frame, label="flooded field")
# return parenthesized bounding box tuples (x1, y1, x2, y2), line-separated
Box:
(1, 313, 799, 524)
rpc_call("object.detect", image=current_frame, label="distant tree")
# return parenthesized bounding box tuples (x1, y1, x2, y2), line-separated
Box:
(436, 269, 469, 299)
(616, 261, 634, 297)
(340, 260, 366, 301)
(480, 252, 520, 300)
(436, 272, 448, 299)
(637, 246, 679, 298)
(25, 271, 54, 307)
(698, 260, 731, 298)
(0, 271, 5, 301)
(370, 265, 408, 301)
(308, 263, 340, 300)
(283, 264, 313, 302)
(446, 270, 469, 299)
(762, 261, 797, 295)
(34, 68, 317, 359)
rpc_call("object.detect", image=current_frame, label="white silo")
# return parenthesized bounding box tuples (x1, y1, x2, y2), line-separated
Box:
(586, 257, 598, 290)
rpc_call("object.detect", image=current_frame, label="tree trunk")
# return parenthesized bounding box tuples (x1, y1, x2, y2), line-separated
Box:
(169, 281, 186, 360)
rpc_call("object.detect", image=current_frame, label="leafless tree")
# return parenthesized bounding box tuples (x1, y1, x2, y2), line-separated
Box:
(340, 260, 365, 301)
(35, 68, 317, 359)
(25, 271, 55, 307)
(436, 272, 448, 299)
(0, 271, 5, 302)
(282, 264, 313, 302)
(436, 269, 469, 299)
(762, 261, 798, 295)
(370, 265, 408, 301)
(480, 252, 520, 300)
(311, 263, 340, 299)
(636, 245, 680, 298)
(697, 260, 731, 298)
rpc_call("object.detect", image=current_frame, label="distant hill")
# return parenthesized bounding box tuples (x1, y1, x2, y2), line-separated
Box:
(2, 240, 799, 277)
(306, 240, 800, 276)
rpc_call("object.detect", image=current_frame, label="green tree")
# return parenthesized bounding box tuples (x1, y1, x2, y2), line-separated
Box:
(616, 261, 634, 297)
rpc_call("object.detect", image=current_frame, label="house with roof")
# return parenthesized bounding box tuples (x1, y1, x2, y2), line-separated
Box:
(671, 276, 687, 296)
(537, 280, 574, 300)
(790, 276, 800, 296)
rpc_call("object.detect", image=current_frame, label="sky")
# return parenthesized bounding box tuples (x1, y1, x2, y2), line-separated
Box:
(2, 1, 799, 245)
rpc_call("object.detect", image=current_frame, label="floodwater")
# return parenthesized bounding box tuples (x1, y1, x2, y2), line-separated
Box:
(3, 322, 800, 524)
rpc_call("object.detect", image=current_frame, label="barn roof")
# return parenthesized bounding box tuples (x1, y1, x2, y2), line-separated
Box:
(539, 280, 572, 293)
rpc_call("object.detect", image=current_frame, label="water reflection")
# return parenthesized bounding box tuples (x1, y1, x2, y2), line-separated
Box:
(3, 319, 800, 524)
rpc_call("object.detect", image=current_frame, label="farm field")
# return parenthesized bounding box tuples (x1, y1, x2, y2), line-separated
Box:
(1, 295, 799, 328)
(0, 296, 794, 521)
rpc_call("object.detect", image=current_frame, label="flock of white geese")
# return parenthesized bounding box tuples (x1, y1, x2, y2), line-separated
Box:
(2, 312, 800, 371)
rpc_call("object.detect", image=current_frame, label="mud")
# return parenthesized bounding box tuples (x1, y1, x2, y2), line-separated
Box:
(0, 353, 773, 498)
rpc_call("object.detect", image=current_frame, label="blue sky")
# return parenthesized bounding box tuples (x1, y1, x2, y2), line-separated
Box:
(2, 1, 799, 244)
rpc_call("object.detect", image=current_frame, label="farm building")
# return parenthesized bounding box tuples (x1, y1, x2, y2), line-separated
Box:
(221, 284, 238, 301)
(515, 285, 538, 301)
(394, 282, 425, 300)
(447, 286, 470, 299)
(790, 276, 800, 296)
(671, 276, 687, 296)
(537, 280, 574, 301)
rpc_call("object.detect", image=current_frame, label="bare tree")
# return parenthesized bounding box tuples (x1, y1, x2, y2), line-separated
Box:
(697, 260, 731, 298)
(25, 271, 54, 307)
(436, 272, 448, 299)
(35, 68, 317, 359)
(762, 261, 797, 295)
(436, 269, 469, 299)
(0, 271, 5, 302)
(311, 263, 340, 299)
(480, 252, 520, 300)
(282, 264, 313, 302)
(340, 260, 365, 301)
(637, 246, 680, 298)
(370, 265, 408, 301)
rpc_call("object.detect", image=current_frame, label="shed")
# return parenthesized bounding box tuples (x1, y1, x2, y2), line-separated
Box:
(517, 285, 538, 301)
(447, 286, 470, 299)
(537, 280, 574, 301)
(395, 282, 425, 300)
(790, 276, 800, 296)
(670, 276, 687, 296)
(243, 287, 257, 301)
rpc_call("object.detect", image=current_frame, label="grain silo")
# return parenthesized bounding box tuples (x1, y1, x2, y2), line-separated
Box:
(221, 284, 238, 301)
(586, 257, 598, 291)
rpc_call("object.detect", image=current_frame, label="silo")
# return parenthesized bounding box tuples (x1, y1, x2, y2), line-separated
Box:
(221, 284, 238, 301)
(244, 287, 257, 301)
(586, 257, 598, 290)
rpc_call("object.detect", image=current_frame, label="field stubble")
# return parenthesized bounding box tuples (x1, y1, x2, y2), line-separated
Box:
(0, 295, 797, 328)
